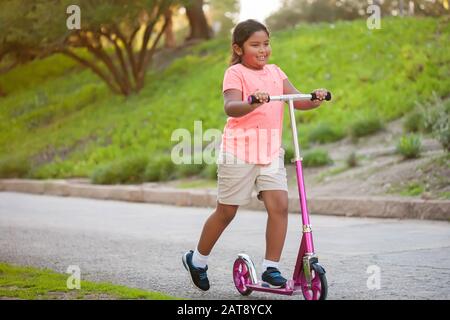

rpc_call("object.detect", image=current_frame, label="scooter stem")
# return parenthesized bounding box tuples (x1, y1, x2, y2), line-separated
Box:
(287, 99, 315, 254)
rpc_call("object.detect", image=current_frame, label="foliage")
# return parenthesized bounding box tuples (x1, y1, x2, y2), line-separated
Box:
(266, 0, 450, 30)
(302, 149, 333, 167)
(396, 134, 422, 159)
(350, 117, 383, 140)
(419, 93, 450, 151)
(308, 122, 344, 144)
(0, 17, 448, 182)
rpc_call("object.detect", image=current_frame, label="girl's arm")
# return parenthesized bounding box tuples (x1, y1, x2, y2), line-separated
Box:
(283, 78, 325, 110)
(223, 89, 266, 117)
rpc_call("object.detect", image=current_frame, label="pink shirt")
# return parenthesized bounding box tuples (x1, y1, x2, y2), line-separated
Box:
(221, 63, 288, 164)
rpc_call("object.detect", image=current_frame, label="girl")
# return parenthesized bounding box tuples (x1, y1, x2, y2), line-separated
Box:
(183, 19, 328, 291)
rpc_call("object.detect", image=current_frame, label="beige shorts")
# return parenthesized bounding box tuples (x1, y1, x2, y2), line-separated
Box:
(216, 148, 288, 206)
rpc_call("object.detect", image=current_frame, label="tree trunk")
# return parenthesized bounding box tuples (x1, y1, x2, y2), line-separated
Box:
(164, 8, 176, 48)
(185, 0, 211, 41)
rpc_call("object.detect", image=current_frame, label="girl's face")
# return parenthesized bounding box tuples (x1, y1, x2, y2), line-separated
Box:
(234, 30, 271, 70)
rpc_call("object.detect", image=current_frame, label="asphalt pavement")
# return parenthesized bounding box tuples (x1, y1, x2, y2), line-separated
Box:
(0, 192, 449, 300)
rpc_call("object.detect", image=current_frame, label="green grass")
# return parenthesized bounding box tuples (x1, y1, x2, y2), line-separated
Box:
(398, 182, 425, 196)
(315, 165, 349, 183)
(302, 149, 333, 167)
(176, 178, 217, 189)
(0, 17, 449, 182)
(387, 154, 450, 199)
(0, 262, 178, 300)
(396, 134, 422, 159)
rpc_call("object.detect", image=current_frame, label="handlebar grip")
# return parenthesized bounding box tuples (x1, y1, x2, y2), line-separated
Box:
(311, 91, 332, 101)
(248, 95, 270, 105)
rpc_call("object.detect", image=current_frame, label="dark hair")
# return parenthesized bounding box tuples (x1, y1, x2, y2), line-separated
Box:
(230, 19, 270, 66)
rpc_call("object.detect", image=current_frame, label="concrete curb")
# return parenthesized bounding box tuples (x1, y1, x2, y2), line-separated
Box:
(1, 179, 449, 220)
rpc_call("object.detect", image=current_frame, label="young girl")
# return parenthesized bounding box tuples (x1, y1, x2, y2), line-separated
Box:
(182, 19, 328, 291)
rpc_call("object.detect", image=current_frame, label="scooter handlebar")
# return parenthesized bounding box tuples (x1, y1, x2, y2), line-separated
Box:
(247, 91, 332, 105)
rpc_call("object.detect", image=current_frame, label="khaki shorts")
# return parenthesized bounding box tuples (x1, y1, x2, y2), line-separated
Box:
(216, 148, 288, 206)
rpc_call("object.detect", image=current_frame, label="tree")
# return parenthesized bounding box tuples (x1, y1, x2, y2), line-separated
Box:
(0, 0, 175, 96)
(184, 0, 212, 41)
(207, 0, 240, 37)
(265, 0, 449, 30)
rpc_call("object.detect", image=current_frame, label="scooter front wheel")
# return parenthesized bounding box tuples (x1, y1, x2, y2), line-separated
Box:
(299, 263, 328, 300)
(232, 258, 255, 296)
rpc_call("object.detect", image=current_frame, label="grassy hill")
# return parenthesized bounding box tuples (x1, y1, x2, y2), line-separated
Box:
(0, 16, 449, 183)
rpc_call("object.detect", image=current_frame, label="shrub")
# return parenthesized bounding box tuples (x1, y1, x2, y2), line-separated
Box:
(350, 117, 383, 139)
(419, 94, 450, 151)
(175, 162, 206, 178)
(200, 163, 218, 180)
(283, 145, 295, 165)
(308, 123, 344, 144)
(396, 134, 422, 159)
(144, 154, 175, 182)
(403, 111, 424, 133)
(0, 155, 31, 178)
(90, 154, 148, 184)
(302, 149, 333, 167)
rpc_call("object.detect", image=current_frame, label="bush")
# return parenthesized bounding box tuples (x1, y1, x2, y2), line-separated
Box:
(308, 123, 344, 144)
(350, 117, 383, 139)
(200, 163, 218, 180)
(90, 154, 148, 184)
(403, 111, 424, 133)
(175, 162, 206, 178)
(396, 134, 422, 159)
(0, 155, 31, 178)
(144, 154, 175, 182)
(302, 149, 333, 167)
(419, 94, 450, 151)
(283, 145, 295, 165)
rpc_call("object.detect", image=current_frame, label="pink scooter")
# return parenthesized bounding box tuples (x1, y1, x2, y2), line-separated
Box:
(232, 92, 332, 300)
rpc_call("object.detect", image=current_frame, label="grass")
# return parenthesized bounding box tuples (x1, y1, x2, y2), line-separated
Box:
(398, 182, 425, 196)
(315, 165, 350, 183)
(0, 16, 449, 182)
(387, 154, 450, 199)
(176, 178, 217, 189)
(396, 134, 422, 159)
(302, 149, 333, 167)
(0, 262, 178, 300)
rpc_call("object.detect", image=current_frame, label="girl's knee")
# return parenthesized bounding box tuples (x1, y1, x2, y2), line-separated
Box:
(269, 201, 288, 217)
(216, 203, 238, 223)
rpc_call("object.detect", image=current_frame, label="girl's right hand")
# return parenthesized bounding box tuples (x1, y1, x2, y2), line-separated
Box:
(249, 90, 270, 107)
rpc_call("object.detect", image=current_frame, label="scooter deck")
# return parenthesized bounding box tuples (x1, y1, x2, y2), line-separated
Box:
(246, 280, 302, 296)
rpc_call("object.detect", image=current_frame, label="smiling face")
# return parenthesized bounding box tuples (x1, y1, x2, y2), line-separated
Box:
(233, 30, 271, 70)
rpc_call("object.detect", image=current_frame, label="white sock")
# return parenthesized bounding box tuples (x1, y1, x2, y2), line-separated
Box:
(262, 259, 279, 271)
(192, 248, 209, 269)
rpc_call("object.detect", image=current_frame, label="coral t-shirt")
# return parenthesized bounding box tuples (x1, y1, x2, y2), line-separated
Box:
(221, 63, 288, 164)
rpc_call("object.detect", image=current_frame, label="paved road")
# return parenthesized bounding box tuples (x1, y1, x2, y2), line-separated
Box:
(1, 192, 449, 300)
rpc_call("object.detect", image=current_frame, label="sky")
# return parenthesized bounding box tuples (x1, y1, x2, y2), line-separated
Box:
(238, 0, 283, 22)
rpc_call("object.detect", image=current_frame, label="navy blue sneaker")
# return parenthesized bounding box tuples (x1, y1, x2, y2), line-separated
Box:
(262, 267, 287, 288)
(182, 250, 210, 291)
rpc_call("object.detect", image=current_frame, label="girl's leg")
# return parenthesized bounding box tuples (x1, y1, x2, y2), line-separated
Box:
(260, 190, 289, 262)
(196, 202, 239, 256)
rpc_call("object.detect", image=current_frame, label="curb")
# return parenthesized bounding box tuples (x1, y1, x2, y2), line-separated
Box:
(1, 179, 449, 221)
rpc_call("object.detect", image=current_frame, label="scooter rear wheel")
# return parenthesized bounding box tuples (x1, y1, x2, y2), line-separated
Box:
(232, 258, 254, 296)
(299, 263, 328, 300)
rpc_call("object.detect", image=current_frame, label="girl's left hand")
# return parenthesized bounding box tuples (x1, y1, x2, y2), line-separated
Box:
(311, 88, 328, 107)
